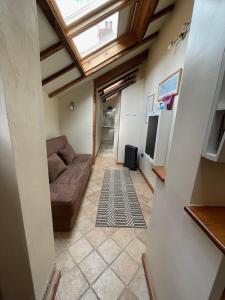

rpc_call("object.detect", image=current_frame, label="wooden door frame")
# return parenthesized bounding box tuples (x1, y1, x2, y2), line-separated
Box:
(93, 84, 97, 162)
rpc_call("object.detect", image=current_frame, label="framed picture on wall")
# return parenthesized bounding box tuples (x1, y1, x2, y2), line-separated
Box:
(145, 94, 155, 123)
(158, 69, 182, 100)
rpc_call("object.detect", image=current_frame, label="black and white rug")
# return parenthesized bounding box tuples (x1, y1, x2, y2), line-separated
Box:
(96, 168, 146, 228)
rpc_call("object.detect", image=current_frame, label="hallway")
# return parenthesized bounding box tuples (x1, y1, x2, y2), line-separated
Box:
(54, 154, 153, 299)
(98, 143, 114, 157)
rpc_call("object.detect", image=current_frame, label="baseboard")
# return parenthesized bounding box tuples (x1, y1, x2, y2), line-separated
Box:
(95, 142, 102, 159)
(139, 168, 155, 193)
(116, 161, 124, 165)
(142, 253, 156, 300)
(44, 266, 61, 300)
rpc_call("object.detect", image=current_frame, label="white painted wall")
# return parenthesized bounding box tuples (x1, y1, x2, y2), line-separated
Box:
(43, 90, 60, 139)
(147, 1, 225, 299)
(59, 81, 93, 154)
(117, 67, 145, 163)
(0, 1, 55, 299)
(140, 0, 194, 189)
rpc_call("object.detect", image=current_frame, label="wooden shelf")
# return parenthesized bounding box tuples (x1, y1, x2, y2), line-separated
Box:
(152, 166, 166, 182)
(184, 206, 225, 254)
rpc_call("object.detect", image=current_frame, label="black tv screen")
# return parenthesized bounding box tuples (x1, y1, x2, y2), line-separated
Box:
(145, 115, 159, 159)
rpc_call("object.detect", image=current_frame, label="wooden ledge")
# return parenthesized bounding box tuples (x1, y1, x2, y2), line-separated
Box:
(184, 206, 225, 254)
(142, 253, 156, 300)
(152, 166, 166, 182)
(45, 269, 61, 300)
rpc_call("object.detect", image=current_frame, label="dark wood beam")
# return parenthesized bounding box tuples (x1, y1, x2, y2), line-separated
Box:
(99, 74, 135, 96)
(40, 42, 63, 61)
(42, 64, 76, 85)
(98, 69, 139, 93)
(103, 92, 121, 102)
(49, 47, 149, 98)
(132, 0, 159, 41)
(94, 50, 148, 87)
(37, 0, 84, 74)
(150, 4, 175, 23)
(101, 80, 136, 101)
(48, 33, 157, 98)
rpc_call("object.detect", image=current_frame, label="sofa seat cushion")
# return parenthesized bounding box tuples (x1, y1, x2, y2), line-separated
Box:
(58, 143, 76, 165)
(50, 183, 79, 217)
(48, 154, 67, 184)
(55, 154, 93, 185)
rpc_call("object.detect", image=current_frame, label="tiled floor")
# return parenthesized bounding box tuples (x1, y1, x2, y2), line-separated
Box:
(55, 152, 153, 300)
(99, 143, 114, 157)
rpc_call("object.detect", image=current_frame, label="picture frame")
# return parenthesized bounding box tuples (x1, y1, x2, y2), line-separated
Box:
(145, 94, 155, 123)
(158, 69, 182, 100)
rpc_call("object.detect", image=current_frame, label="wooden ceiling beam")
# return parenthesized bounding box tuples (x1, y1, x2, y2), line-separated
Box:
(99, 74, 135, 95)
(101, 79, 135, 99)
(103, 92, 121, 102)
(42, 64, 77, 86)
(132, 0, 159, 41)
(150, 4, 175, 23)
(98, 68, 138, 92)
(37, 0, 84, 74)
(49, 46, 149, 98)
(101, 80, 135, 101)
(40, 42, 63, 61)
(48, 34, 156, 98)
(94, 49, 148, 87)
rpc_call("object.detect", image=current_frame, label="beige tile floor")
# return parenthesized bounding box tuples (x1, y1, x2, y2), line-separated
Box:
(55, 152, 154, 300)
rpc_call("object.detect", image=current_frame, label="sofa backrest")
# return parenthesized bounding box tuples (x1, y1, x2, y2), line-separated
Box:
(46, 135, 68, 156)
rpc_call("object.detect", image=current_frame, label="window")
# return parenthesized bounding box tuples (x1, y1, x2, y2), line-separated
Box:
(72, 12, 119, 58)
(55, 0, 111, 25)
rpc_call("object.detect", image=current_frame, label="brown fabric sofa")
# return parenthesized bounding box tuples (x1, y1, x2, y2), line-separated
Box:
(46, 135, 93, 231)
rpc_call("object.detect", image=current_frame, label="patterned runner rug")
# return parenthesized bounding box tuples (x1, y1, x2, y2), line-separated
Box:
(96, 168, 146, 228)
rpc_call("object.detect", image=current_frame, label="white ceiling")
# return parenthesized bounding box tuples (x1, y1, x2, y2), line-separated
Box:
(144, 14, 170, 39)
(41, 48, 72, 79)
(144, 0, 175, 39)
(44, 67, 81, 93)
(37, 6, 59, 51)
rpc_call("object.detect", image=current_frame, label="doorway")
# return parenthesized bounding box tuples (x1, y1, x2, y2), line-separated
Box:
(95, 94, 121, 161)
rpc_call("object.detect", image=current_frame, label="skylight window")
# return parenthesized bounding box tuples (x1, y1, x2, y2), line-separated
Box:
(72, 12, 119, 58)
(55, 0, 111, 25)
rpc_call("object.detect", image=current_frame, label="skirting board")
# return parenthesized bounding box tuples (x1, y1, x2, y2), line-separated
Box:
(139, 168, 155, 193)
(95, 142, 102, 160)
(142, 253, 156, 300)
(44, 267, 61, 300)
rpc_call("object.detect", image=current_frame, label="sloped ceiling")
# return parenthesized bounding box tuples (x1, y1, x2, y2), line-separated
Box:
(37, 0, 176, 98)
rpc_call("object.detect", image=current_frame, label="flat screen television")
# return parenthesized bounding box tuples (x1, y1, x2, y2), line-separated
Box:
(145, 115, 159, 160)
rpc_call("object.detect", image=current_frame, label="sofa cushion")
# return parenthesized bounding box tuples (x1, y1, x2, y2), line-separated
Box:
(48, 154, 67, 183)
(58, 144, 76, 165)
(55, 154, 93, 185)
